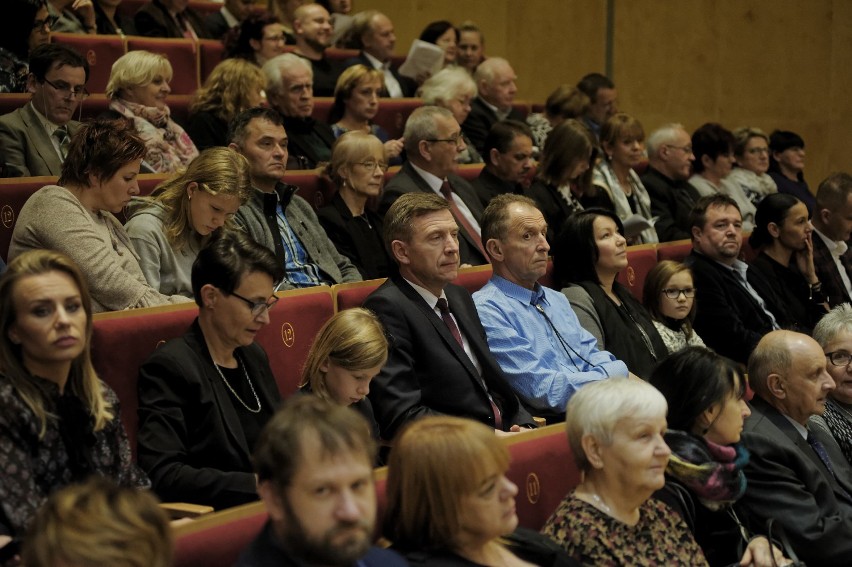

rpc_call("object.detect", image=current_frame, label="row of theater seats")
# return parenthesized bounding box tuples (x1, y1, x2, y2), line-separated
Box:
(170, 422, 578, 567)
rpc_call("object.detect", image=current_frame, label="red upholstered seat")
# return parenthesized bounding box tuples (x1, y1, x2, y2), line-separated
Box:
(455, 163, 485, 183)
(452, 264, 493, 295)
(198, 39, 225, 85)
(656, 239, 693, 263)
(371, 98, 422, 140)
(510, 101, 531, 120)
(538, 259, 555, 289)
(616, 244, 658, 301)
(136, 173, 171, 197)
(283, 169, 336, 211)
(172, 501, 268, 567)
(325, 47, 359, 64)
(333, 279, 385, 312)
(51, 33, 126, 95)
(188, 0, 223, 17)
(0, 93, 32, 117)
(126, 37, 200, 95)
(0, 176, 56, 261)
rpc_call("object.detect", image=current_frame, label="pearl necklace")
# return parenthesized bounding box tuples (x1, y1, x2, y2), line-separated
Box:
(213, 354, 261, 414)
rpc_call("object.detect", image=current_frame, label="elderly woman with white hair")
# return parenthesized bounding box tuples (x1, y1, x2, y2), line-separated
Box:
(106, 50, 199, 173)
(542, 378, 709, 566)
(812, 304, 852, 469)
(419, 67, 483, 164)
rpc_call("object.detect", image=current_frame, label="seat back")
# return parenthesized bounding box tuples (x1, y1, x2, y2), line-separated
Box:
(656, 239, 693, 263)
(172, 501, 268, 567)
(283, 169, 336, 211)
(0, 93, 32, 118)
(77, 94, 114, 121)
(455, 163, 485, 183)
(0, 176, 56, 262)
(333, 279, 386, 312)
(616, 244, 658, 301)
(126, 37, 200, 95)
(51, 33, 127, 94)
(197, 39, 225, 85)
(452, 264, 493, 295)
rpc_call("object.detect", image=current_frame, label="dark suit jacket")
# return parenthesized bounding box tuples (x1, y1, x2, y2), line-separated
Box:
(295, 53, 341, 98)
(641, 166, 701, 242)
(812, 231, 852, 307)
(204, 10, 232, 39)
(343, 52, 418, 97)
(0, 104, 81, 177)
(473, 166, 523, 208)
(364, 276, 535, 439)
(317, 191, 392, 280)
(738, 397, 852, 566)
(685, 250, 775, 364)
(380, 161, 488, 266)
(136, 320, 280, 509)
(524, 179, 574, 246)
(134, 0, 212, 39)
(185, 110, 228, 151)
(281, 115, 334, 170)
(461, 97, 524, 155)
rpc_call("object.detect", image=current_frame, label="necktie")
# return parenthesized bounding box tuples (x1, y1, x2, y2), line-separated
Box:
(436, 298, 503, 429)
(54, 126, 70, 161)
(439, 181, 489, 261)
(808, 432, 851, 499)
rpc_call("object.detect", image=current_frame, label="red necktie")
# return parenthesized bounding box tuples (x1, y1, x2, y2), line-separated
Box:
(440, 181, 489, 261)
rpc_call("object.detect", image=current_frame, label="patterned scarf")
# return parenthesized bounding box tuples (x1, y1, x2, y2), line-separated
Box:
(664, 429, 748, 511)
(109, 98, 199, 172)
(821, 398, 852, 465)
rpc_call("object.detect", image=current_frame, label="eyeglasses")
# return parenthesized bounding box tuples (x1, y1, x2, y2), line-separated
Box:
(661, 288, 696, 299)
(230, 291, 279, 317)
(826, 351, 852, 367)
(746, 147, 770, 155)
(665, 144, 693, 155)
(356, 160, 388, 172)
(426, 133, 464, 147)
(42, 77, 89, 100)
(32, 15, 59, 30)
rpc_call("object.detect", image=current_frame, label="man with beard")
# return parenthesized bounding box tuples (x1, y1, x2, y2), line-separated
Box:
(291, 3, 340, 97)
(236, 396, 406, 567)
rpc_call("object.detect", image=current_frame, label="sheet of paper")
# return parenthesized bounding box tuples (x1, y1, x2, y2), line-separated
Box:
(398, 39, 445, 80)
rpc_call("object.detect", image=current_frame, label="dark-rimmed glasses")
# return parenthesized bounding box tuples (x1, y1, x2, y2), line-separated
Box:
(32, 15, 59, 30)
(426, 133, 464, 147)
(42, 77, 89, 100)
(230, 291, 279, 317)
(826, 351, 852, 367)
(661, 288, 696, 299)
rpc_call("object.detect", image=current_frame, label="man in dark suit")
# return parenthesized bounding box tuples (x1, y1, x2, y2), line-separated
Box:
(738, 330, 852, 566)
(0, 44, 87, 178)
(364, 193, 535, 440)
(641, 123, 701, 241)
(342, 10, 417, 98)
(472, 120, 534, 208)
(291, 3, 340, 97)
(205, 0, 253, 39)
(134, 0, 212, 39)
(685, 194, 780, 364)
(462, 57, 523, 155)
(381, 106, 488, 266)
(811, 172, 852, 307)
(576, 72, 618, 141)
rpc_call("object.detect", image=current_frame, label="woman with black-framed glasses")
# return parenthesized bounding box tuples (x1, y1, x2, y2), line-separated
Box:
(137, 231, 286, 509)
(643, 260, 706, 354)
(0, 0, 52, 93)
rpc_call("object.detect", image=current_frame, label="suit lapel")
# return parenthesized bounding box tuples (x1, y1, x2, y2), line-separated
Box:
(22, 104, 62, 176)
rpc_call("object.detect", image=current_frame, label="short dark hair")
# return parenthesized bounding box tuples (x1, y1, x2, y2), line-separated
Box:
(191, 231, 284, 306)
(642, 260, 697, 336)
(223, 11, 281, 61)
(29, 43, 89, 83)
(483, 120, 532, 156)
(383, 193, 450, 255)
(748, 193, 804, 249)
(576, 72, 614, 103)
(552, 208, 624, 288)
(691, 123, 735, 174)
(480, 194, 539, 253)
(419, 20, 458, 45)
(59, 119, 146, 186)
(815, 172, 852, 210)
(4, 0, 47, 60)
(688, 194, 741, 231)
(228, 106, 286, 146)
(768, 130, 805, 178)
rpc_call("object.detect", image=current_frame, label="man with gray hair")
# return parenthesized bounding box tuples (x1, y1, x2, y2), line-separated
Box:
(342, 10, 416, 97)
(380, 105, 488, 266)
(462, 57, 523, 155)
(811, 172, 852, 307)
(262, 52, 334, 169)
(738, 330, 852, 566)
(640, 123, 700, 241)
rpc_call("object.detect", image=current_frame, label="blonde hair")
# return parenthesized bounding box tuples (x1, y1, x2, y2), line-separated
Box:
(0, 250, 111, 438)
(144, 147, 252, 251)
(325, 130, 384, 187)
(106, 50, 173, 100)
(22, 477, 172, 567)
(384, 416, 511, 551)
(190, 58, 267, 123)
(300, 308, 388, 400)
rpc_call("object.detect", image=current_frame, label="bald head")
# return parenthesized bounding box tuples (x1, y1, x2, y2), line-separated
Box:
(474, 57, 517, 111)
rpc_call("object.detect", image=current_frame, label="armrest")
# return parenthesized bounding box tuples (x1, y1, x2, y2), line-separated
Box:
(160, 502, 215, 519)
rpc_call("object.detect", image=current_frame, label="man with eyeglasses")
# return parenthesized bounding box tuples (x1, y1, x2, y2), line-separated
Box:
(291, 3, 340, 97)
(641, 122, 701, 242)
(462, 57, 523, 155)
(381, 106, 489, 266)
(0, 43, 88, 178)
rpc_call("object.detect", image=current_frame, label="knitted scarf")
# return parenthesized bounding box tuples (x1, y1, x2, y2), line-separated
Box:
(821, 398, 852, 465)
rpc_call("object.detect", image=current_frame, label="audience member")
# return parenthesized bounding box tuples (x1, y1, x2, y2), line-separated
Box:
(642, 260, 706, 354)
(420, 66, 483, 164)
(106, 50, 199, 173)
(21, 477, 171, 567)
(768, 129, 812, 212)
(593, 113, 658, 243)
(137, 231, 284, 509)
(364, 193, 534, 439)
(456, 21, 485, 74)
(542, 378, 707, 565)
(267, 0, 305, 44)
(291, 3, 340, 96)
(419, 20, 458, 68)
(689, 122, 756, 232)
(385, 416, 579, 566)
(474, 195, 628, 419)
(0, 250, 149, 544)
(262, 52, 334, 169)
(748, 193, 828, 333)
(810, 172, 852, 307)
(125, 147, 252, 297)
(0, 43, 88, 177)
(738, 330, 852, 565)
(641, 123, 700, 241)
(318, 0, 352, 45)
(237, 395, 406, 567)
(555, 209, 667, 379)
(134, 0, 211, 39)
(187, 58, 268, 151)
(327, 65, 403, 164)
(342, 10, 416, 97)
(525, 119, 598, 245)
(299, 307, 387, 439)
(813, 304, 852, 468)
(472, 120, 533, 208)
(229, 107, 361, 288)
(728, 126, 777, 206)
(0, 0, 52, 93)
(207, 0, 254, 39)
(319, 131, 393, 279)
(576, 72, 618, 141)
(48, 0, 96, 34)
(224, 12, 288, 68)
(94, 0, 135, 35)
(685, 195, 780, 364)
(650, 347, 789, 567)
(8, 119, 188, 311)
(380, 106, 488, 266)
(462, 57, 522, 154)
(526, 84, 589, 153)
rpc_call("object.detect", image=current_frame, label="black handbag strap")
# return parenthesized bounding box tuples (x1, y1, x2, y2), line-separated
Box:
(765, 518, 806, 567)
